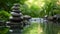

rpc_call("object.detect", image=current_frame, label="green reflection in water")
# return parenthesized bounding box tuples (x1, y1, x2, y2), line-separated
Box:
(40, 21, 60, 34)
(22, 23, 39, 34)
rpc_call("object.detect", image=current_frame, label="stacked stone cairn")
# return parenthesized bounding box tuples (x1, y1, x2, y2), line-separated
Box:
(6, 3, 31, 34)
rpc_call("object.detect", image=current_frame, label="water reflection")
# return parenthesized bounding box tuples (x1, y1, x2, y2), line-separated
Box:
(41, 20, 60, 34)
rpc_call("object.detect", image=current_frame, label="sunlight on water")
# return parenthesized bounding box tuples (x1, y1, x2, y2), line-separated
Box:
(22, 23, 43, 34)
(58, 31, 60, 34)
(22, 21, 60, 34)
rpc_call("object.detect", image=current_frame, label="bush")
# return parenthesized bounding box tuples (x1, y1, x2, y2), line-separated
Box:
(0, 10, 11, 21)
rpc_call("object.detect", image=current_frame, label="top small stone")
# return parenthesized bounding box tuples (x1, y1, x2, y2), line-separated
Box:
(13, 3, 20, 7)
(11, 3, 20, 10)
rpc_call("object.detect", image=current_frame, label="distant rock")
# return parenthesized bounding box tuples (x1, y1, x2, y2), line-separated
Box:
(44, 14, 60, 21)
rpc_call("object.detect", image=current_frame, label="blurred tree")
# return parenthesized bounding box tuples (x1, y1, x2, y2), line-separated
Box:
(0, 0, 27, 11)
(0, 0, 59, 18)
(21, 0, 58, 17)
(20, 4, 41, 17)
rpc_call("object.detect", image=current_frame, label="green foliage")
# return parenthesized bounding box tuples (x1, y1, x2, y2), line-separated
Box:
(40, 0, 58, 16)
(20, 0, 59, 17)
(0, 0, 59, 17)
(0, 10, 11, 21)
(0, 0, 27, 11)
(20, 4, 41, 17)
(0, 27, 9, 34)
(53, 5, 60, 14)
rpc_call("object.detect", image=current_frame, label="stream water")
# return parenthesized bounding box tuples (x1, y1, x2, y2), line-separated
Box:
(40, 20, 60, 34)
(1, 19, 60, 34)
(22, 19, 60, 34)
